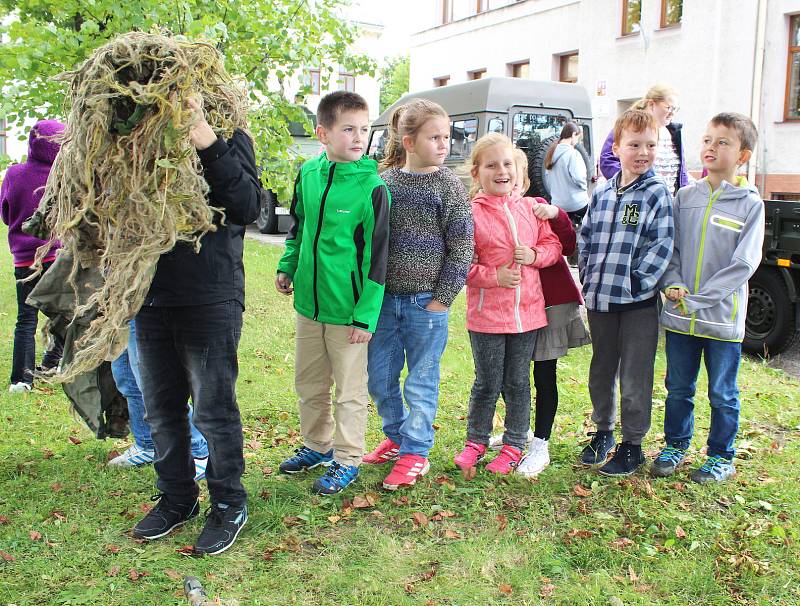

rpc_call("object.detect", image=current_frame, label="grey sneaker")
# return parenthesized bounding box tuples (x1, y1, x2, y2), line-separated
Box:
(194, 504, 248, 555)
(690, 456, 735, 483)
(650, 445, 688, 478)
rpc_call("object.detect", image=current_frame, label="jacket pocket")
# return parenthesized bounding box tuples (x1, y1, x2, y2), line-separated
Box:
(350, 271, 360, 306)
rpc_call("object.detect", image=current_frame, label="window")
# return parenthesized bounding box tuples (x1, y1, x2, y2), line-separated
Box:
(439, 0, 452, 24)
(511, 112, 567, 153)
(449, 118, 478, 159)
(307, 69, 321, 95)
(661, 0, 682, 28)
(488, 117, 504, 133)
(508, 61, 529, 79)
(621, 0, 642, 36)
(434, 75, 450, 87)
(786, 15, 800, 120)
(476, 0, 487, 13)
(468, 69, 486, 80)
(338, 73, 355, 92)
(559, 53, 579, 83)
(368, 129, 387, 161)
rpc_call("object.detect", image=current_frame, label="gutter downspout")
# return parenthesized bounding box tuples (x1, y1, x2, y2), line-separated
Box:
(749, 0, 768, 192)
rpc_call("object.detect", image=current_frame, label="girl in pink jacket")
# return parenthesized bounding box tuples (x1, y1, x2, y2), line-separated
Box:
(454, 133, 562, 476)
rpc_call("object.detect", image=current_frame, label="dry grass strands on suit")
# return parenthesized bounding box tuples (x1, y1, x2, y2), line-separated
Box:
(33, 31, 249, 383)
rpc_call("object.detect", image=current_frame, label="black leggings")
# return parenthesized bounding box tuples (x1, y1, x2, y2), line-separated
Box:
(532, 359, 558, 440)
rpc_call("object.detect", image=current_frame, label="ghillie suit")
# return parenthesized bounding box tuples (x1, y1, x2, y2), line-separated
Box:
(25, 31, 249, 385)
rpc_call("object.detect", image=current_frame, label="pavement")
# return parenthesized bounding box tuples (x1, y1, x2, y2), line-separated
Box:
(244, 224, 800, 379)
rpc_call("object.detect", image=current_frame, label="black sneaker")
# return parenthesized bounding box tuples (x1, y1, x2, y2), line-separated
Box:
(132, 494, 199, 540)
(194, 504, 248, 556)
(579, 431, 616, 466)
(598, 442, 645, 476)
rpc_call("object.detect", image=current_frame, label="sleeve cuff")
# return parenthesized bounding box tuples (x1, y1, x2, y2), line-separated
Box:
(196, 136, 229, 166)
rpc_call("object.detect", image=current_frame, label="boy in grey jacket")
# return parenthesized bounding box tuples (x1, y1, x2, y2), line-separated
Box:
(652, 112, 764, 483)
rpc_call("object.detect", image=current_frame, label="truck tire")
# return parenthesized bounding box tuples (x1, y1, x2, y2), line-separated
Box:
(527, 135, 594, 200)
(743, 267, 797, 356)
(256, 189, 278, 234)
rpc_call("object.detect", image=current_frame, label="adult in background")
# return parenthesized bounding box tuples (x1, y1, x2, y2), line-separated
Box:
(599, 84, 688, 196)
(543, 122, 590, 223)
(1, 120, 65, 392)
(132, 97, 260, 556)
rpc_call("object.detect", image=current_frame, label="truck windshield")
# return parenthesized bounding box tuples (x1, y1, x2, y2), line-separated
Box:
(512, 112, 567, 152)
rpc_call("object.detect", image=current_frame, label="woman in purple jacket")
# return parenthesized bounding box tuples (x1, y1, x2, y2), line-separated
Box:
(1, 120, 64, 392)
(599, 84, 688, 196)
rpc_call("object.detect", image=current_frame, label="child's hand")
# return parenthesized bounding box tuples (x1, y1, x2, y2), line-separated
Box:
(665, 287, 687, 302)
(497, 262, 521, 288)
(187, 96, 217, 151)
(532, 204, 559, 221)
(513, 245, 536, 266)
(275, 272, 293, 295)
(426, 299, 448, 312)
(348, 326, 372, 344)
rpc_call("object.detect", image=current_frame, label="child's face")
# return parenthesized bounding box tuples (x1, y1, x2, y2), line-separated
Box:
(316, 109, 370, 163)
(473, 145, 515, 197)
(404, 116, 450, 168)
(701, 122, 750, 174)
(612, 127, 658, 177)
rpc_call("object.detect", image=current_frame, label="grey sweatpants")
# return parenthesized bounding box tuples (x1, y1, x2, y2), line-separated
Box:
(587, 304, 659, 444)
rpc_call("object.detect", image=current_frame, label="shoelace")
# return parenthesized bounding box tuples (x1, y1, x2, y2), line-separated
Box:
(324, 462, 346, 481)
(657, 445, 684, 462)
(204, 505, 225, 528)
(700, 455, 727, 473)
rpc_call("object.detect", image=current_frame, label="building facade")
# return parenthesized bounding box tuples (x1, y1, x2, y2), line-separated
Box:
(410, 0, 800, 199)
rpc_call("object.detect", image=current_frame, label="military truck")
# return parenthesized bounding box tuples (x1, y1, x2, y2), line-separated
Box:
(368, 77, 595, 198)
(744, 198, 800, 355)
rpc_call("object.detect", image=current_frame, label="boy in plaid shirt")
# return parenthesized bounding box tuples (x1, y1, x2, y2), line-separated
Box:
(577, 109, 674, 476)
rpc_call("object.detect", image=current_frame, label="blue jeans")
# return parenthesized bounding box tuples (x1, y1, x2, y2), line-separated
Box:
(367, 293, 449, 458)
(664, 331, 742, 460)
(135, 301, 246, 506)
(111, 321, 208, 458)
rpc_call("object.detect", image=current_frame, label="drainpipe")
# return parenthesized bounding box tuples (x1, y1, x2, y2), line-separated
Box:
(749, 0, 768, 191)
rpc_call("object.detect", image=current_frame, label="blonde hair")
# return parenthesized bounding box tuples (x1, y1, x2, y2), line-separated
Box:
(467, 132, 514, 198)
(380, 98, 449, 170)
(630, 84, 678, 111)
(513, 147, 530, 195)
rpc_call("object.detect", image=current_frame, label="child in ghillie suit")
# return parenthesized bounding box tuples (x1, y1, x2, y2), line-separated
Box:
(276, 91, 390, 495)
(652, 112, 764, 484)
(578, 109, 674, 477)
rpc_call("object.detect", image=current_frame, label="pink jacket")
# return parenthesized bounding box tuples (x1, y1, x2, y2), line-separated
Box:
(467, 193, 562, 333)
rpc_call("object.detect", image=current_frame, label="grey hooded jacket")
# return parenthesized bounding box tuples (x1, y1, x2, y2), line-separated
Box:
(659, 177, 764, 341)
(544, 143, 589, 213)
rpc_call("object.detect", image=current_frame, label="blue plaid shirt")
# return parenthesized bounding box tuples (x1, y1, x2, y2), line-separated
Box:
(578, 170, 674, 312)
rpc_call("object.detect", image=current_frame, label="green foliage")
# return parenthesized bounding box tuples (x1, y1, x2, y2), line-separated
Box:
(378, 54, 409, 113)
(0, 0, 375, 198)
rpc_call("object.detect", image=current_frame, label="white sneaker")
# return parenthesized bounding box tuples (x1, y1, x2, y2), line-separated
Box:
(108, 444, 156, 467)
(489, 429, 536, 451)
(517, 437, 550, 478)
(8, 382, 32, 393)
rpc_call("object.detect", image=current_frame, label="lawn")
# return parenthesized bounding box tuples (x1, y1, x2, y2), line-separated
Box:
(0, 234, 798, 606)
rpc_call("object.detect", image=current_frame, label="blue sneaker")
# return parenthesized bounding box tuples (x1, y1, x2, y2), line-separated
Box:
(580, 431, 616, 466)
(279, 446, 334, 474)
(650, 444, 688, 477)
(312, 461, 359, 495)
(690, 455, 736, 483)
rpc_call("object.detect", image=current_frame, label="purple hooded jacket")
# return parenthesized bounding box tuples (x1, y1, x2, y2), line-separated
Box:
(599, 122, 689, 196)
(1, 119, 64, 266)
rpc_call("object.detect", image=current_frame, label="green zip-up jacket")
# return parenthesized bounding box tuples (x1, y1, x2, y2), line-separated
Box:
(659, 176, 764, 341)
(277, 153, 390, 332)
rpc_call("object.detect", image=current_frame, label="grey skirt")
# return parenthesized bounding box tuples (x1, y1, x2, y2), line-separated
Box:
(533, 302, 591, 361)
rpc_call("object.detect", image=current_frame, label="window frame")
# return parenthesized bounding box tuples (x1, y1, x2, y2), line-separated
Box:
(434, 75, 450, 87)
(338, 72, 355, 93)
(468, 68, 487, 80)
(508, 60, 530, 79)
(558, 53, 579, 83)
(620, 0, 642, 37)
(660, 0, 682, 29)
(784, 14, 800, 121)
(308, 69, 321, 95)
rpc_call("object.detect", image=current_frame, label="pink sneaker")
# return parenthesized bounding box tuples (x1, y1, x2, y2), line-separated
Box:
(486, 444, 523, 474)
(382, 454, 430, 491)
(453, 441, 487, 471)
(363, 438, 401, 465)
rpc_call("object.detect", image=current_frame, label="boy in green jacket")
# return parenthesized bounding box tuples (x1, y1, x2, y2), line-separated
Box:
(276, 91, 390, 495)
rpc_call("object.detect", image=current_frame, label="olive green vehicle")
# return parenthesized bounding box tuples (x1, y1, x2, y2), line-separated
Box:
(367, 77, 596, 198)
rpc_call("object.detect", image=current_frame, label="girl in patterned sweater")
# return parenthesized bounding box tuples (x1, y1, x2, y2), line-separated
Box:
(363, 98, 474, 490)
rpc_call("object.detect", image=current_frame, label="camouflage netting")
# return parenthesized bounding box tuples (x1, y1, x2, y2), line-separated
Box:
(29, 31, 249, 383)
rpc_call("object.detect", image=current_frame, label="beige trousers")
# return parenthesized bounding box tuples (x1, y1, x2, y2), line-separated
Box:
(294, 313, 368, 466)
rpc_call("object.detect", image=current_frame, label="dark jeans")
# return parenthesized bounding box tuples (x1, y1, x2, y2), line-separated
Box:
(135, 301, 246, 506)
(664, 331, 742, 460)
(532, 359, 558, 440)
(11, 263, 61, 384)
(467, 330, 537, 449)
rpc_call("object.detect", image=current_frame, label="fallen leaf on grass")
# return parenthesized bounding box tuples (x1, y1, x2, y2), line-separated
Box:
(495, 515, 508, 531)
(628, 565, 638, 582)
(567, 528, 593, 539)
(352, 493, 380, 508)
(282, 516, 303, 527)
(461, 466, 477, 481)
(50, 511, 66, 522)
(0, 516, 8, 525)
(411, 512, 429, 526)
(0, 551, 14, 562)
(261, 466, 274, 476)
(670, 482, 686, 492)
(50, 483, 63, 492)
(176, 545, 195, 555)
(371, 510, 384, 519)
(68, 436, 82, 445)
(392, 496, 410, 506)
(610, 537, 635, 549)
(138, 503, 152, 514)
(443, 529, 461, 539)
(539, 583, 556, 598)
(433, 475, 455, 488)
(573, 484, 592, 497)
(42, 449, 54, 460)
(163, 569, 182, 581)
(675, 525, 687, 539)
(259, 490, 271, 500)
(128, 569, 147, 581)
(108, 566, 120, 577)
(499, 583, 513, 595)
(106, 544, 120, 554)
(29, 530, 42, 541)
(327, 515, 341, 524)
